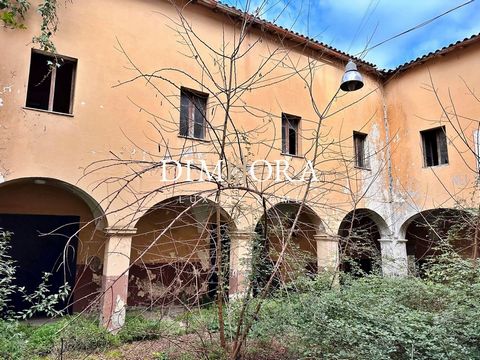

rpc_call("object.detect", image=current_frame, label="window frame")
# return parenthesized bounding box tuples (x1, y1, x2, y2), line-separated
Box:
(179, 87, 208, 141)
(353, 131, 370, 170)
(420, 126, 449, 168)
(281, 113, 301, 156)
(25, 49, 77, 115)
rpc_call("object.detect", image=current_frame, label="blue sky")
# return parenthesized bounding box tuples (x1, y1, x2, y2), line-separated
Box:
(222, 0, 480, 70)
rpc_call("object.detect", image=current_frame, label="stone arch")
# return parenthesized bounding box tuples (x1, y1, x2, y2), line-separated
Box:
(399, 208, 475, 275)
(337, 208, 389, 276)
(252, 201, 323, 293)
(0, 177, 108, 313)
(129, 195, 235, 308)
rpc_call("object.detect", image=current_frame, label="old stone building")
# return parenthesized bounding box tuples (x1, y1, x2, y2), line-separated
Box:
(0, 0, 478, 331)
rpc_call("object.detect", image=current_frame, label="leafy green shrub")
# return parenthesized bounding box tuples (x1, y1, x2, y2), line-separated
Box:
(25, 316, 117, 355)
(0, 229, 70, 321)
(59, 316, 118, 351)
(118, 313, 184, 342)
(0, 321, 27, 359)
(25, 319, 64, 355)
(176, 306, 219, 334)
(247, 271, 480, 360)
(118, 314, 163, 342)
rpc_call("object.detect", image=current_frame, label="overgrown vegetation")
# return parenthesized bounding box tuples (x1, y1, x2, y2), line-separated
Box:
(248, 275, 480, 359)
(1, 248, 479, 359)
(0, 230, 70, 320)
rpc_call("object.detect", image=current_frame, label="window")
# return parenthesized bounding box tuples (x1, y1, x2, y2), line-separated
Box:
(180, 88, 207, 140)
(353, 131, 369, 169)
(25, 50, 77, 114)
(421, 126, 448, 167)
(282, 113, 300, 155)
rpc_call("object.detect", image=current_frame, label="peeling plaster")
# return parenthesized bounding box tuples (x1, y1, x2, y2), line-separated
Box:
(110, 295, 126, 331)
(197, 249, 209, 270)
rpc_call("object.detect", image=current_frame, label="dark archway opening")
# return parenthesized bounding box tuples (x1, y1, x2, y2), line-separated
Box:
(252, 202, 320, 296)
(405, 208, 475, 276)
(0, 214, 79, 315)
(339, 210, 382, 277)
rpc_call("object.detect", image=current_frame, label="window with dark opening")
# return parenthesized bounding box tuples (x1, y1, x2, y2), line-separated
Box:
(421, 126, 448, 167)
(282, 113, 300, 155)
(25, 50, 77, 114)
(353, 132, 369, 169)
(180, 88, 207, 140)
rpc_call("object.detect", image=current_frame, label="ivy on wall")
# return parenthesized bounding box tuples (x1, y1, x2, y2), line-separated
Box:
(1, 0, 59, 53)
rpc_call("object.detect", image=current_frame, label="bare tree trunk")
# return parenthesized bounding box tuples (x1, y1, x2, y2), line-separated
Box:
(215, 199, 227, 350)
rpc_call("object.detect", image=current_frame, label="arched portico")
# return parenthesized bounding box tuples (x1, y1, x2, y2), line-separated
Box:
(252, 201, 324, 293)
(338, 208, 388, 276)
(128, 195, 235, 308)
(400, 208, 476, 276)
(100, 193, 250, 332)
(0, 177, 107, 314)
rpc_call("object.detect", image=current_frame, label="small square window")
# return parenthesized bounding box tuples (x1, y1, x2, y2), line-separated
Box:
(179, 88, 207, 140)
(421, 126, 448, 167)
(353, 131, 369, 169)
(282, 113, 300, 156)
(25, 50, 77, 114)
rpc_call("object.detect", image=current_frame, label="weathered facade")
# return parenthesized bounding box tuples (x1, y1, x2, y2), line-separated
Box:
(0, 0, 478, 331)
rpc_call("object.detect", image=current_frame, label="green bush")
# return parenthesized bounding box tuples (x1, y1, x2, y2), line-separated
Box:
(118, 313, 184, 342)
(59, 316, 118, 351)
(119, 314, 163, 342)
(0, 321, 27, 359)
(247, 273, 480, 360)
(24, 316, 117, 356)
(25, 320, 64, 355)
(176, 306, 220, 334)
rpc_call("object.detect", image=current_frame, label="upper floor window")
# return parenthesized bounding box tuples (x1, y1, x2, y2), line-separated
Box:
(282, 113, 300, 156)
(26, 50, 77, 114)
(353, 131, 369, 169)
(421, 126, 448, 167)
(180, 88, 207, 140)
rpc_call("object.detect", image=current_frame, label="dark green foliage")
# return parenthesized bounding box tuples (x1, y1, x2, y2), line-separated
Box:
(0, 321, 28, 359)
(118, 313, 184, 342)
(24, 316, 117, 355)
(248, 269, 480, 360)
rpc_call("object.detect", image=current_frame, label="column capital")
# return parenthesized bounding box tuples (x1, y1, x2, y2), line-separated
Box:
(378, 238, 408, 243)
(313, 234, 338, 242)
(105, 227, 137, 236)
(230, 230, 255, 240)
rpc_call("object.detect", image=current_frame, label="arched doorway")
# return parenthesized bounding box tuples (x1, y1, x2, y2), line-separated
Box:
(0, 177, 106, 315)
(129, 196, 234, 308)
(338, 209, 387, 276)
(402, 208, 475, 276)
(253, 202, 322, 295)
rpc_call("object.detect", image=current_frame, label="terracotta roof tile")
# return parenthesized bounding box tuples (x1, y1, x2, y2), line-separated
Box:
(194, 1, 480, 78)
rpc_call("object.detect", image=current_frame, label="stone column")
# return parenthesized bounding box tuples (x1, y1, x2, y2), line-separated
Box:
(100, 227, 136, 333)
(315, 234, 339, 272)
(229, 230, 253, 298)
(378, 238, 408, 276)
